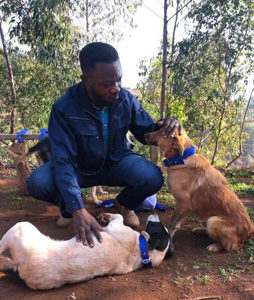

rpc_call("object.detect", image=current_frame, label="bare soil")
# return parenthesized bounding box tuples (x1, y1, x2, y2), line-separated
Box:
(1, 166, 254, 300)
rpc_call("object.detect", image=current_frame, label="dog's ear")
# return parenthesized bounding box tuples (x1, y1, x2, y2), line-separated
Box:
(141, 231, 150, 242)
(172, 136, 184, 156)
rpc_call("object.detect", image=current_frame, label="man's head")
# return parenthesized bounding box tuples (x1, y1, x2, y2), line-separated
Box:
(79, 42, 122, 108)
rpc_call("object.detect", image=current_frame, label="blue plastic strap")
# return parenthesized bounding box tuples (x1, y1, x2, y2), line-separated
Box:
(40, 128, 48, 140)
(163, 147, 196, 167)
(156, 202, 168, 211)
(17, 128, 28, 143)
(95, 199, 114, 208)
(139, 235, 152, 267)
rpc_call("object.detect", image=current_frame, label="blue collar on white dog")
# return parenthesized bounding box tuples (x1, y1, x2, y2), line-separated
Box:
(163, 147, 196, 167)
(139, 235, 152, 267)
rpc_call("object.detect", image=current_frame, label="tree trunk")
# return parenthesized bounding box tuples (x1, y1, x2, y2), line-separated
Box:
(8, 142, 31, 194)
(160, 0, 168, 120)
(0, 16, 17, 134)
(226, 86, 254, 168)
(150, 145, 158, 165)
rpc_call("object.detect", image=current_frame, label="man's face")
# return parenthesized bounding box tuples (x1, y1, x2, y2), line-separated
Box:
(83, 59, 122, 108)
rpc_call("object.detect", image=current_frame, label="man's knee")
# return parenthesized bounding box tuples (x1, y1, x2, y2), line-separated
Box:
(26, 165, 58, 201)
(26, 171, 42, 199)
(132, 161, 164, 194)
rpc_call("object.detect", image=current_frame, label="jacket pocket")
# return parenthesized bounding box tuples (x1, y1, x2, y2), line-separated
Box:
(69, 118, 102, 156)
(69, 117, 97, 136)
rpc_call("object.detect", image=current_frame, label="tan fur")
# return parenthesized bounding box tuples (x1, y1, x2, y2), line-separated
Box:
(0, 213, 168, 290)
(145, 129, 254, 252)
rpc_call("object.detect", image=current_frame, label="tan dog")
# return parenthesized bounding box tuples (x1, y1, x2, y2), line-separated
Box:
(145, 128, 254, 252)
(0, 213, 173, 290)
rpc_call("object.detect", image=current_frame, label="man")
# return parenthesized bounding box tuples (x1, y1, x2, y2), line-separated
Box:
(26, 42, 182, 248)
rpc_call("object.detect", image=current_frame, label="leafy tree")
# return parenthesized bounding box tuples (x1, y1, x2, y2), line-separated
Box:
(138, 0, 254, 166)
(0, 0, 142, 137)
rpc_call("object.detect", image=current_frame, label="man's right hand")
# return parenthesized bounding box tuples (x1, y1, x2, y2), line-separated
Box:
(72, 208, 103, 248)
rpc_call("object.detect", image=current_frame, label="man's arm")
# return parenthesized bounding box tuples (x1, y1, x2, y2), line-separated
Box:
(73, 208, 103, 247)
(48, 104, 103, 247)
(128, 93, 182, 142)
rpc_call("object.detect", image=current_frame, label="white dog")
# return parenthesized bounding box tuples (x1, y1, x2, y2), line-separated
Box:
(0, 213, 173, 290)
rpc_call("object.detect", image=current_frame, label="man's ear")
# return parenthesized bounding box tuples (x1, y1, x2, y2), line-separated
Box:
(172, 136, 184, 156)
(81, 73, 89, 85)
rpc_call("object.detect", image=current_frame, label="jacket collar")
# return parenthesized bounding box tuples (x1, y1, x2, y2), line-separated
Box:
(163, 147, 196, 167)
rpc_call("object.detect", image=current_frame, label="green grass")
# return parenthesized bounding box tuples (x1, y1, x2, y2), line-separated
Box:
(228, 180, 254, 195)
(227, 169, 250, 178)
(245, 239, 254, 258)
(4, 188, 40, 208)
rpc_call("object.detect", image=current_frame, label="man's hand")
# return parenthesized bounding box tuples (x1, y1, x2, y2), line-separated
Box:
(72, 208, 103, 248)
(157, 116, 183, 138)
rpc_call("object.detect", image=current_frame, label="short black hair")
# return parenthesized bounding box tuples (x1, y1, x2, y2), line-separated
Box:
(79, 42, 119, 74)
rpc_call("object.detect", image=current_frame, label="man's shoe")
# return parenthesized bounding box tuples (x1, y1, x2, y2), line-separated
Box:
(114, 197, 140, 228)
(56, 216, 73, 228)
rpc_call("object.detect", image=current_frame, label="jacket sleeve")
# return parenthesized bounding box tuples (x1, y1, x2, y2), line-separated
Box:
(128, 94, 160, 144)
(48, 104, 85, 216)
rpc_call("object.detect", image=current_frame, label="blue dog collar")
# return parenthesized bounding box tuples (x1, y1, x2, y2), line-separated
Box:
(139, 235, 152, 267)
(163, 147, 195, 167)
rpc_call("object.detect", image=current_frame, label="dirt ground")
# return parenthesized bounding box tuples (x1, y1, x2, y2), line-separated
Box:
(1, 166, 254, 300)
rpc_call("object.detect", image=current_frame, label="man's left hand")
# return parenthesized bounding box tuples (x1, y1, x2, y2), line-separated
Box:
(157, 116, 183, 138)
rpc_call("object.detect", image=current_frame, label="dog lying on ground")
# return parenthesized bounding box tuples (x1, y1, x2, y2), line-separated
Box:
(145, 128, 254, 252)
(0, 213, 173, 290)
(27, 135, 135, 204)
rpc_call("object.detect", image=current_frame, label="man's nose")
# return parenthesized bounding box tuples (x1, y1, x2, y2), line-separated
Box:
(111, 83, 121, 94)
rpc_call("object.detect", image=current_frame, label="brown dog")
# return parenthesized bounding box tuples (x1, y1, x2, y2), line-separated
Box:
(145, 128, 254, 252)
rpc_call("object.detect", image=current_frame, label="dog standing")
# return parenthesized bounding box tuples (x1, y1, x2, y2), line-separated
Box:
(0, 213, 173, 290)
(27, 135, 135, 204)
(145, 128, 254, 252)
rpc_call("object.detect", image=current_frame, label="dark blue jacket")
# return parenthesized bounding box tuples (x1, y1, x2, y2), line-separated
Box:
(48, 82, 159, 216)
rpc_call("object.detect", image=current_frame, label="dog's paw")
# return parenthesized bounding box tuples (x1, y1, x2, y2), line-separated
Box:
(94, 199, 103, 204)
(206, 243, 224, 252)
(96, 212, 112, 226)
(192, 227, 208, 236)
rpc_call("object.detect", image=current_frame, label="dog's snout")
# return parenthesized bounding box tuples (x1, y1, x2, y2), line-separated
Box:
(145, 133, 156, 146)
(147, 213, 160, 223)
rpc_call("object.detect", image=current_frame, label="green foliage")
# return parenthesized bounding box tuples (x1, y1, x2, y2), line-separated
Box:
(138, 0, 254, 165)
(0, 48, 79, 131)
(228, 180, 254, 195)
(0, 0, 143, 143)
(1, 0, 142, 63)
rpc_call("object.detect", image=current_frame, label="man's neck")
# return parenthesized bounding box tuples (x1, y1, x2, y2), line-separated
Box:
(90, 100, 107, 111)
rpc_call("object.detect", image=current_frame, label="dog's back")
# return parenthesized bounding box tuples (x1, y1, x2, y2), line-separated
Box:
(28, 138, 51, 164)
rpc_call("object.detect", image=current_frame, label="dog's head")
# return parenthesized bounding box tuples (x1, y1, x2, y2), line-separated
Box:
(145, 128, 193, 159)
(126, 133, 135, 151)
(144, 213, 174, 259)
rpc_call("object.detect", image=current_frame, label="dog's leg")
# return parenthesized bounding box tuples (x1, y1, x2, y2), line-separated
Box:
(98, 186, 108, 195)
(0, 256, 18, 273)
(96, 213, 124, 227)
(91, 186, 102, 204)
(168, 204, 189, 237)
(192, 221, 208, 235)
(206, 216, 241, 252)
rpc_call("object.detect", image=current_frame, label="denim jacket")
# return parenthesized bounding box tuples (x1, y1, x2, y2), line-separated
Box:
(48, 82, 159, 216)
